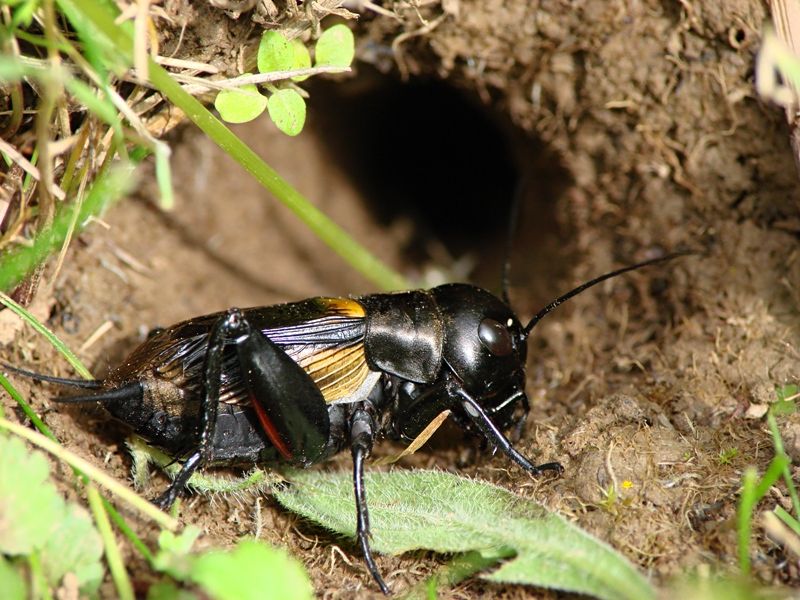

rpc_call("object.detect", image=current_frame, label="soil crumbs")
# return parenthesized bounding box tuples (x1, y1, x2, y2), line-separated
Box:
(3, 0, 800, 598)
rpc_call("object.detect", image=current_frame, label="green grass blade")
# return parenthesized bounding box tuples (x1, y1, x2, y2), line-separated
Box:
(0, 163, 134, 377)
(102, 498, 155, 563)
(753, 454, 790, 500)
(87, 485, 134, 600)
(738, 467, 758, 575)
(27, 552, 52, 600)
(737, 454, 790, 575)
(154, 143, 174, 211)
(64, 76, 120, 128)
(148, 60, 407, 290)
(774, 506, 800, 537)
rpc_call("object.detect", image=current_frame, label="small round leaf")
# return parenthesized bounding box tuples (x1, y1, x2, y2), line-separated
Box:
(291, 40, 312, 82)
(315, 24, 355, 67)
(214, 84, 268, 124)
(258, 30, 294, 74)
(267, 89, 306, 136)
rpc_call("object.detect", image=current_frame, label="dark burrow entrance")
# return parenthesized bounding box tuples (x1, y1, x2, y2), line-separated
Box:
(307, 68, 572, 304)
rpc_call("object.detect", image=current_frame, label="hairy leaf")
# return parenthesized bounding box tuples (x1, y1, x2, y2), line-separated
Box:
(275, 470, 654, 600)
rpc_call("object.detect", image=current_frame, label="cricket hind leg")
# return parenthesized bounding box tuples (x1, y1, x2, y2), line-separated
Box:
(153, 309, 238, 509)
(350, 408, 390, 594)
(153, 307, 331, 509)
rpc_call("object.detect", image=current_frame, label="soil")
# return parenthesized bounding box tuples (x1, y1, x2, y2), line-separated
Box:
(3, 0, 800, 598)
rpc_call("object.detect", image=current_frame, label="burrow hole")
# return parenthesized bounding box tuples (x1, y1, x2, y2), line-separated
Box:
(308, 68, 572, 304)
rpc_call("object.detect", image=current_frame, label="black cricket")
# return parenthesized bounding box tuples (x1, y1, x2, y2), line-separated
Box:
(7, 253, 682, 593)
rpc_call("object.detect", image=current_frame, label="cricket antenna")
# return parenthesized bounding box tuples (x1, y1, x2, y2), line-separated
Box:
(1, 362, 103, 388)
(501, 179, 526, 306)
(50, 383, 142, 404)
(1, 361, 141, 404)
(522, 251, 690, 338)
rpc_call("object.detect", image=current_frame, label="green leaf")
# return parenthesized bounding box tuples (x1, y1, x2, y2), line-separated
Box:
(40, 503, 104, 593)
(152, 527, 311, 599)
(158, 527, 202, 556)
(257, 30, 294, 74)
(147, 581, 199, 600)
(0, 557, 26, 600)
(214, 83, 268, 124)
(11, 0, 38, 29)
(275, 470, 654, 600)
(266, 89, 306, 136)
(0, 435, 104, 593)
(314, 24, 355, 67)
(153, 527, 202, 580)
(189, 540, 313, 600)
(291, 39, 312, 82)
(0, 435, 64, 555)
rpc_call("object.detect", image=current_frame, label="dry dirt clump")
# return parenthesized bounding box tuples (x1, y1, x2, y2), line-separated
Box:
(3, 0, 800, 597)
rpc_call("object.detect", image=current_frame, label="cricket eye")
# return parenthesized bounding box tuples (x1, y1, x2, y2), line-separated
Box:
(478, 318, 513, 356)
